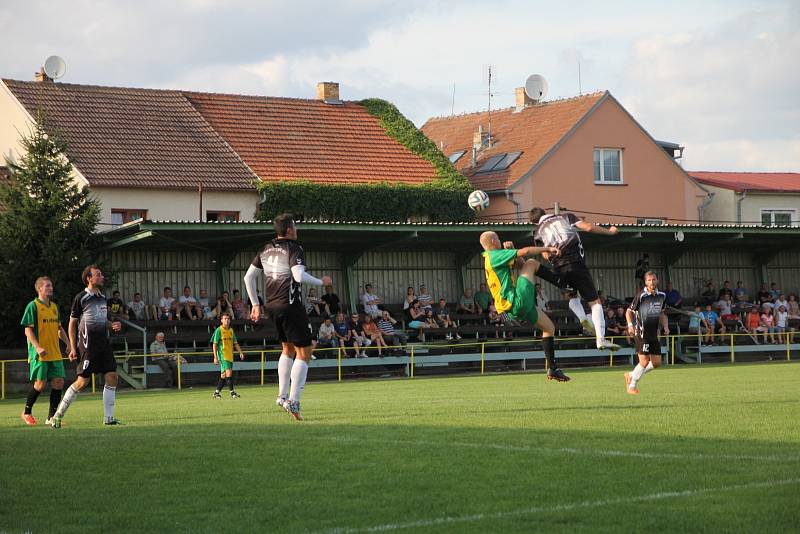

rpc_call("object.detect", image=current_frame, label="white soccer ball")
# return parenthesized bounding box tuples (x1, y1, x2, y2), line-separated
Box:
(468, 190, 490, 211)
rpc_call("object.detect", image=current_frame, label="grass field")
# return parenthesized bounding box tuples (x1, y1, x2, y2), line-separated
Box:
(1, 362, 799, 533)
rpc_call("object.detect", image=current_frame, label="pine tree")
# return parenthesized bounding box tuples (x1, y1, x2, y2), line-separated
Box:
(0, 113, 101, 347)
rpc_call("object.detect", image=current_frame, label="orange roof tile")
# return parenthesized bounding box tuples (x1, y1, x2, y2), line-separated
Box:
(422, 92, 606, 191)
(688, 171, 800, 193)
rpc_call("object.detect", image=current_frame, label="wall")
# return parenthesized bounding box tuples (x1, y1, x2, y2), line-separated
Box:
(699, 185, 736, 224)
(740, 192, 800, 225)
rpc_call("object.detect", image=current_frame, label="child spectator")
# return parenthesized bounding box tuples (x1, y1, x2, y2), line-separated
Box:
(760, 308, 777, 344)
(776, 305, 789, 344)
(211, 312, 244, 398)
(435, 298, 460, 340)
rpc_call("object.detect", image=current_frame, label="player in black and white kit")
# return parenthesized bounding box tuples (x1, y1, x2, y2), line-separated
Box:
(624, 271, 669, 395)
(51, 265, 123, 428)
(244, 213, 331, 421)
(528, 207, 620, 351)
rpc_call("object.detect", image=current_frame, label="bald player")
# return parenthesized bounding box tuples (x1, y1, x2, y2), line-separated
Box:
(480, 231, 570, 382)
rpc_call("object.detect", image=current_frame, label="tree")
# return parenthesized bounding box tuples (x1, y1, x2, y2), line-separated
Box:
(0, 114, 101, 347)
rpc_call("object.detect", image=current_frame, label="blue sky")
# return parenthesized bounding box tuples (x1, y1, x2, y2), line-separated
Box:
(1, 0, 797, 171)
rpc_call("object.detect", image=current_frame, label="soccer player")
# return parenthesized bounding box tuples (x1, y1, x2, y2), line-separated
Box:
(20, 276, 69, 425)
(244, 213, 332, 420)
(211, 311, 245, 398)
(480, 231, 570, 381)
(528, 207, 621, 351)
(51, 265, 122, 428)
(624, 271, 669, 395)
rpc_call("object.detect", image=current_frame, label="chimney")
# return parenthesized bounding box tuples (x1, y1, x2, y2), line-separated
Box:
(316, 82, 340, 103)
(473, 124, 490, 149)
(515, 87, 534, 109)
(35, 68, 52, 83)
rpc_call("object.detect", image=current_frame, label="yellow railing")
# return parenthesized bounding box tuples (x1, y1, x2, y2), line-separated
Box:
(1, 332, 796, 399)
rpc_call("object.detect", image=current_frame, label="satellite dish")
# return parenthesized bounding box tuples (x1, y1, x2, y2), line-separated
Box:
(43, 56, 66, 80)
(675, 230, 685, 242)
(524, 74, 549, 101)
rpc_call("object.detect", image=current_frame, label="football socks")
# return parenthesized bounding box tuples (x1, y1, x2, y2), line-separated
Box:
(542, 336, 556, 370)
(591, 302, 605, 346)
(103, 385, 116, 422)
(278, 355, 293, 400)
(289, 359, 309, 403)
(55, 384, 79, 418)
(569, 298, 589, 323)
(48, 388, 62, 419)
(24, 387, 41, 415)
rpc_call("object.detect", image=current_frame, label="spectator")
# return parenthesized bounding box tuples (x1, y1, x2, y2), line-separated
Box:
(664, 282, 682, 308)
(457, 289, 476, 314)
(760, 307, 777, 344)
(158, 287, 176, 320)
(347, 312, 371, 358)
(776, 305, 789, 344)
(402, 286, 416, 311)
(423, 309, 439, 330)
(247, 289, 266, 319)
(473, 282, 492, 315)
(178, 286, 200, 320)
(435, 298, 461, 340)
(107, 290, 126, 321)
(535, 283, 549, 312)
(417, 284, 433, 311)
(715, 294, 734, 320)
(702, 303, 726, 344)
(377, 309, 406, 352)
(214, 291, 232, 319)
(127, 292, 147, 321)
(198, 289, 214, 319)
(306, 287, 324, 317)
(332, 312, 353, 357)
(717, 280, 733, 300)
(604, 307, 623, 338)
(700, 281, 716, 305)
(615, 306, 633, 346)
(745, 307, 764, 343)
(774, 294, 789, 315)
(688, 303, 710, 342)
(635, 253, 649, 289)
(320, 285, 341, 315)
(362, 315, 388, 356)
(361, 284, 382, 318)
(756, 283, 772, 305)
(769, 282, 781, 300)
(316, 316, 337, 355)
(406, 299, 431, 342)
(787, 294, 800, 319)
(149, 332, 184, 388)
(733, 281, 750, 306)
(231, 289, 248, 320)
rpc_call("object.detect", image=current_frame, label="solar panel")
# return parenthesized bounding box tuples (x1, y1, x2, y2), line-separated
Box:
(449, 150, 466, 163)
(475, 151, 523, 173)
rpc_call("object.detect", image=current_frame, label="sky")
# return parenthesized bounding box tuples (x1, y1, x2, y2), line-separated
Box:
(1, 0, 798, 172)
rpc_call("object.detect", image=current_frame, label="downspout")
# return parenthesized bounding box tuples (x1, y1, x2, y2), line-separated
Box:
(505, 189, 521, 223)
(697, 189, 715, 222)
(736, 190, 748, 224)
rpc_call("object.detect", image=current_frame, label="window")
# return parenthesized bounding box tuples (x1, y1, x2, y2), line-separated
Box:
(636, 218, 664, 225)
(111, 209, 147, 227)
(594, 148, 623, 183)
(207, 210, 239, 222)
(448, 150, 466, 163)
(475, 151, 522, 173)
(761, 209, 795, 226)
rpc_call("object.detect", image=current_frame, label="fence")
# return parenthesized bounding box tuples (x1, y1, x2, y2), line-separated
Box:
(2, 332, 797, 399)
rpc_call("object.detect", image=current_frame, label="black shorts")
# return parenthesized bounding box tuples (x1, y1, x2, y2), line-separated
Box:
(552, 261, 599, 302)
(77, 333, 117, 377)
(266, 303, 313, 347)
(634, 335, 661, 356)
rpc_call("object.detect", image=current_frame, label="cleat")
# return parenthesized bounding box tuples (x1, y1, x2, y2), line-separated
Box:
(213, 391, 222, 399)
(21, 413, 37, 426)
(51, 416, 62, 429)
(597, 339, 622, 351)
(276, 396, 287, 408)
(44, 417, 52, 426)
(624, 372, 632, 390)
(627, 386, 639, 395)
(546, 368, 571, 382)
(625, 373, 639, 394)
(230, 391, 240, 398)
(104, 418, 123, 426)
(580, 319, 596, 336)
(284, 400, 304, 421)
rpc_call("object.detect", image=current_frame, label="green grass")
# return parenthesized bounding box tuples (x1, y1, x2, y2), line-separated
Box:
(1, 363, 799, 533)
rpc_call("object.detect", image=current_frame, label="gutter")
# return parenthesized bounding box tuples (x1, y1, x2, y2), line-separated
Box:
(505, 189, 521, 223)
(737, 190, 748, 224)
(697, 189, 715, 222)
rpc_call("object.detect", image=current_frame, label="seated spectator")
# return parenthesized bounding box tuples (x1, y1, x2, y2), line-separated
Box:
(362, 315, 388, 356)
(107, 290, 127, 321)
(247, 290, 266, 319)
(604, 307, 623, 338)
(377, 309, 407, 352)
(774, 294, 789, 315)
(775, 305, 789, 344)
(535, 283, 549, 312)
(664, 282, 682, 308)
(615, 306, 633, 345)
(231, 289, 248, 320)
(715, 294, 735, 320)
(733, 281, 749, 305)
(435, 298, 461, 340)
(787, 294, 800, 319)
(457, 289, 476, 315)
(178, 286, 201, 320)
(700, 281, 716, 305)
(332, 312, 353, 357)
(158, 286, 176, 320)
(316, 316, 337, 355)
(149, 332, 185, 388)
(127, 292, 147, 321)
(769, 282, 781, 300)
(417, 284, 433, 311)
(718, 280, 733, 300)
(214, 291, 232, 319)
(402, 286, 416, 311)
(347, 312, 371, 358)
(473, 282, 492, 315)
(760, 307, 777, 344)
(306, 287, 324, 317)
(406, 299, 431, 342)
(756, 283, 772, 305)
(198, 289, 214, 319)
(361, 284, 382, 318)
(745, 307, 764, 343)
(702, 303, 726, 344)
(687, 302, 709, 338)
(321, 285, 341, 315)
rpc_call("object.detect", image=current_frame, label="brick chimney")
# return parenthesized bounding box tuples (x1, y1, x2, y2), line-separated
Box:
(35, 68, 52, 83)
(515, 87, 534, 109)
(316, 82, 340, 103)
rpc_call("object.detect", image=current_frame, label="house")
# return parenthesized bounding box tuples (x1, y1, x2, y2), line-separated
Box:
(422, 89, 709, 223)
(0, 79, 437, 226)
(688, 172, 800, 226)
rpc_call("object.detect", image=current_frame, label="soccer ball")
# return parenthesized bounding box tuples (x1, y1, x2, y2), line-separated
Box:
(468, 190, 490, 211)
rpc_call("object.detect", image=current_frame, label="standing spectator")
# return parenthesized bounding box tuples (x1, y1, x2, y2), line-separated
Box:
(435, 298, 461, 340)
(377, 309, 407, 352)
(107, 290, 126, 321)
(775, 305, 789, 344)
(702, 303, 726, 344)
(535, 283, 549, 312)
(664, 282, 682, 308)
(417, 284, 433, 311)
(158, 287, 175, 320)
(769, 282, 781, 300)
(756, 283, 772, 305)
(718, 280, 733, 300)
(320, 285, 341, 315)
(348, 312, 371, 357)
(362, 315, 388, 356)
(332, 312, 353, 357)
(688, 303, 710, 342)
(231, 289, 248, 320)
(198, 289, 214, 319)
(402, 286, 416, 311)
(634, 254, 649, 289)
(316, 316, 337, 355)
(473, 282, 492, 315)
(406, 299, 431, 342)
(178, 286, 200, 320)
(457, 289, 476, 314)
(361, 284, 382, 318)
(760, 307, 777, 344)
(127, 292, 147, 321)
(787, 294, 800, 319)
(149, 332, 184, 388)
(214, 291, 232, 319)
(306, 287, 324, 317)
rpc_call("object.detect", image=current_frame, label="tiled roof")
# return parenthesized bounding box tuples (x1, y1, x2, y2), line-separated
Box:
(421, 92, 606, 191)
(3, 80, 258, 190)
(688, 171, 800, 193)
(185, 92, 436, 185)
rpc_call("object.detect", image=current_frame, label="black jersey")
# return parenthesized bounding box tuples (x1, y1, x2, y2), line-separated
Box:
(252, 238, 305, 308)
(629, 289, 666, 338)
(534, 213, 584, 266)
(70, 289, 111, 353)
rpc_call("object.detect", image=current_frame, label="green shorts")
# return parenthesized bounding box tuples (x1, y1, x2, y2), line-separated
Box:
(29, 358, 66, 382)
(219, 359, 234, 373)
(510, 276, 539, 325)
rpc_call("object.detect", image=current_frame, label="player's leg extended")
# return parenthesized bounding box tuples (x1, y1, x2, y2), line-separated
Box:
(51, 374, 89, 428)
(626, 354, 657, 394)
(277, 342, 295, 404)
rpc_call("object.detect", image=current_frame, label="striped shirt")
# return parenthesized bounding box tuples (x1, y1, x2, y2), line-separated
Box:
(377, 318, 396, 335)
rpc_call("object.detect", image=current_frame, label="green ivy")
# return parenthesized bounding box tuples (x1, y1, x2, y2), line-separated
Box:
(256, 99, 473, 222)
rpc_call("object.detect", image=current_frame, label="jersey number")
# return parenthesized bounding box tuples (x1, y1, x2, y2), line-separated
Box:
(541, 223, 569, 246)
(642, 343, 649, 353)
(265, 255, 280, 278)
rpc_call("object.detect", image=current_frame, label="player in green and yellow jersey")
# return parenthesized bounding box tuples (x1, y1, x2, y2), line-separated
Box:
(480, 231, 570, 382)
(19, 276, 69, 425)
(211, 311, 245, 398)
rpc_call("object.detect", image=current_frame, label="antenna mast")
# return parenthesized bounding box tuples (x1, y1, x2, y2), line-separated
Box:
(578, 59, 582, 95)
(487, 66, 493, 145)
(450, 82, 456, 116)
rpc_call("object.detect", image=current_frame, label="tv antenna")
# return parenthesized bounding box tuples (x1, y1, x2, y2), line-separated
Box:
(524, 74, 548, 102)
(43, 56, 66, 80)
(487, 66, 494, 145)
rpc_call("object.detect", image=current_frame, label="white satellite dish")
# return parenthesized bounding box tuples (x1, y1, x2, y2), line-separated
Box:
(524, 74, 549, 101)
(43, 56, 66, 80)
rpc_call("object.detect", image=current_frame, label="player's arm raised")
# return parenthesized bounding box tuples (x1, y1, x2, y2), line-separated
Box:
(516, 245, 560, 258)
(575, 220, 618, 236)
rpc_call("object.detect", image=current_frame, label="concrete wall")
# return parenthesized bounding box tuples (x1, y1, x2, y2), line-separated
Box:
(740, 192, 800, 225)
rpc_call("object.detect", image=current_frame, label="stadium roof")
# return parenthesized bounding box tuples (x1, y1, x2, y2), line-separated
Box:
(688, 171, 800, 193)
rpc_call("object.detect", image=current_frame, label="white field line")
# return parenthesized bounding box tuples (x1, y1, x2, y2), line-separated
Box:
(321, 478, 800, 533)
(321, 435, 799, 463)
